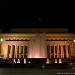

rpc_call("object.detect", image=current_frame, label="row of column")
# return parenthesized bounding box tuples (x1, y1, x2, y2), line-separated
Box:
(7, 44, 71, 59)
(7, 45, 28, 59)
(47, 45, 71, 59)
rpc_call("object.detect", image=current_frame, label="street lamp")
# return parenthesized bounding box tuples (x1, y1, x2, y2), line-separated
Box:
(0, 38, 4, 42)
(74, 40, 75, 42)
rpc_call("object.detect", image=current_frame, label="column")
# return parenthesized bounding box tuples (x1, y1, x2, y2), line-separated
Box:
(61, 45, 63, 58)
(61, 45, 64, 58)
(57, 45, 59, 58)
(10, 45, 12, 58)
(9, 45, 11, 58)
(11, 45, 13, 58)
(47, 45, 49, 58)
(69, 45, 71, 58)
(19, 45, 21, 58)
(66, 45, 69, 58)
(16, 45, 18, 58)
(13, 45, 15, 58)
(20, 45, 22, 58)
(7, 45, 9, 59)
(54, 45, 55, 58)
(0, 43, 1, 56)
(23, 46, 25, 58)
(7, 45, 11, 59)
(23, 46, 24, 58)
(21, 46, 24, 58)
(50, 45, 51, 58)
(12, 45, 15, 58)
(26, 45, 28, 58)
(17, 45, 19, 58)
(63, 45, 64, 58)
(14, 45, 16, 58)
(15, 45, 17, 58)
(18, 45, 20, 58)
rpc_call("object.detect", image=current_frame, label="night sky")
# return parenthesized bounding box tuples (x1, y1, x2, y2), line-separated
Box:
(0, 1, 75, 32)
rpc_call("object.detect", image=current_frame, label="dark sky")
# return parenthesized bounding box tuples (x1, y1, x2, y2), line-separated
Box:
(0, 1, 75, 32)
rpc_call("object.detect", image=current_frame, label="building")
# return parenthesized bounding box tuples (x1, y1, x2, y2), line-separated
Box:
(0, 28, 75, 64)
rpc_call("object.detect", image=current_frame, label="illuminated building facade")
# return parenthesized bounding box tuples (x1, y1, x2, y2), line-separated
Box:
(0, 28, 75, 64)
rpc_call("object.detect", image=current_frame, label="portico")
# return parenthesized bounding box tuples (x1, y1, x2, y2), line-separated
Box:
(0, 28, 75, 64)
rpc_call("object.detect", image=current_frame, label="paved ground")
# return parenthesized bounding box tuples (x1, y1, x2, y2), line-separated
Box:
(0, 68, 75, 75)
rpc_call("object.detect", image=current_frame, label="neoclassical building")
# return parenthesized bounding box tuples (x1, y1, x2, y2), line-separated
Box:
(0, 28, 75, 64)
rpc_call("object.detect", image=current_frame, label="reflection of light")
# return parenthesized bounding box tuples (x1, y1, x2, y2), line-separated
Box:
(17, 59, 20, 63)
(42, 65, 45, 68)
(24, 59, 26, 64)
(55, 59, 57, 63)
(35, 56, 38, 58)
(29, 56, 31, 58)
(13, 59, 16, 63)
(28, 61, 30, 63)
(46, 59, 49, 64)
(39, 57, 42, 58)
(59, 59, 62, 63)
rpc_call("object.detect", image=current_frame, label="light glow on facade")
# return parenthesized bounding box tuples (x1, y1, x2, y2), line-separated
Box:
(24, 59, 26, 64)
(74, 40, 75, 42)
(55, 59, 57, 63)
(46, 58, 49, 64)
(13, 59, 16, 63)
(27, 34, 47, 58)
(28, 61, 30, 63)
(0, 28, 75, 64)
(59, 59, 62, 63)
(17, 59, 20, 63)
(0, 38, 4, 42)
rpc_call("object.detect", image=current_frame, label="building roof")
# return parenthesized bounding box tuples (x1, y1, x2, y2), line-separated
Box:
(10, 28, 68, 33)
